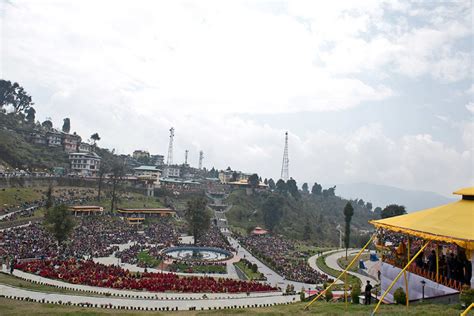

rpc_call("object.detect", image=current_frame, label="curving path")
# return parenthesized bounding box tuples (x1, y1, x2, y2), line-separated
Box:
(307, 250, 344, 285)
(323, 249, 378, 285)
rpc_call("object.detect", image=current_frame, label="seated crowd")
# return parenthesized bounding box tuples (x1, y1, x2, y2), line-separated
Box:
(379, 229, 472, 287)
(15, 258, 276, 293)
(237, 234, 331, 284)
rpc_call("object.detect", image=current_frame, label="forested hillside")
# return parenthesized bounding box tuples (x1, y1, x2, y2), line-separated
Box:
(226, 188, 378, 247)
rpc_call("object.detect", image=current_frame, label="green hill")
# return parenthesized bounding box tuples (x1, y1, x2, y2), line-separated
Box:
(226, 189, 377, 247)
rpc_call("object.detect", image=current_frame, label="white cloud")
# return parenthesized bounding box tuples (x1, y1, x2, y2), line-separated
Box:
(466, 102, 474, 114)
(1, 0, 472, 195)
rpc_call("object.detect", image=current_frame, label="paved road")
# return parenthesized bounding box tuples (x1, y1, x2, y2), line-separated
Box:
(324, 249, 378, 285)
(307, 250, 343, 284)
(0, 283, 298, 310)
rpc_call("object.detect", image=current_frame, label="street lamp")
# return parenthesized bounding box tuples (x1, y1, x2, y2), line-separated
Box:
(336, 225, 343, 249)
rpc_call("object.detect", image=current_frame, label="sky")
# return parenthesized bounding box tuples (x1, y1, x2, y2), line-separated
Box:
(0, 0, 473, 195)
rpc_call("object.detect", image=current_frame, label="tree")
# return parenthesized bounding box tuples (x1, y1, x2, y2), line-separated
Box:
(248, 173, 259, 190)
(0, 80, 33, 114)
(25, 107, 36, 124)
(381, 204, 407, 219)
(311, 182, 322, 195)
(287, 178, 300, 199)
(357, 199, 365, 206)
(109, 159, 125, 212)
(45, 185, 54, 209)
(44, 204, 75, 245)
(366, 202, 373, 211)
(268, 178, 276, 190)
(374, 206, 382, 214)
(42, 119, 53, 130)
(322, 185, 336, 197)
(91, 132, 101, 145)
(264, 178, 268, 185)
(302, 183, 309, 194)
(303, 222, 312, 240)
(276, 179, 287, 193)
(343, 202, 354, 259)
(231, 171, 239, 182)
(185, 196, 211, 245)
(62, 118, 71, 133)
(262, 194, 284, 231)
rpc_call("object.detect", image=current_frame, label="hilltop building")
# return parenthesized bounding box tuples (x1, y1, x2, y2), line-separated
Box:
(69, 151, 101, 176)
(133, 150, 150, 160)
(62, 132, 82, 153)
(46, 130, 62, 147)
(163, 165, 180, 178)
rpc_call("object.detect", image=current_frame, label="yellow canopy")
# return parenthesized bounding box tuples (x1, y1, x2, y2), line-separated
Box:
(370, 187, 474, 251)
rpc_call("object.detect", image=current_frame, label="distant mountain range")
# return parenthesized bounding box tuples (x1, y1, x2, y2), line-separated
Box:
(335, 183, 455, 212)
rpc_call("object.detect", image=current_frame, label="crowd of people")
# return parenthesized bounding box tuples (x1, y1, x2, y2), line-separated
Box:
(15, 258, 277, 293)
(237, 234, 331, 284)
(195, 226, 234, 253)
(380, 230, 472, 287)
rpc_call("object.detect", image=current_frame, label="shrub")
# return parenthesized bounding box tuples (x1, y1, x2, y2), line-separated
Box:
(251, 263, 258, 273)
(460, 285, 474, 307)
(325, 288, 333, 302)
(393, 287, 406, 305)
(351, 282, 361, 304)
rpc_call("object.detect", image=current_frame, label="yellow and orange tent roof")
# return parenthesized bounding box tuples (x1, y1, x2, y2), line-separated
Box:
(370, 187, 474, 250)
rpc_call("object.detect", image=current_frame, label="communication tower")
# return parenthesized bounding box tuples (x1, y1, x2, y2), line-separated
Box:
(166, 127, 174, 165)
(280, 131, 289, 181)
(198, 151, 204, 169)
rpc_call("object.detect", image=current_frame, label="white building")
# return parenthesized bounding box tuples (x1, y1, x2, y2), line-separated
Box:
(163, 166, 180, 178)
(69, 152, 101, 176)
(133, 165, 161, 178)
(78, 142, 92, 153)
(46, 130, 62, 147)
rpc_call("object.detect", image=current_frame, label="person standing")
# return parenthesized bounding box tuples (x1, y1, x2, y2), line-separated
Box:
(365, 280, 373, 305)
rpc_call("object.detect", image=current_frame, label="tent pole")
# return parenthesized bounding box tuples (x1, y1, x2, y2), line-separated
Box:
(304, 234, 375, 310)
(405, 238, 410, 308)
(371, 240, 430, 316)
(435, 245, 439, 283)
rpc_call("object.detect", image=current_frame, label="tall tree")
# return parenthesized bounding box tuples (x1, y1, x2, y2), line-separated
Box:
(381, 204, 407, 219)
(42, 119, 53, 130)
(276, 179, 287, 193)
(91, 132, 101, 145)
(303, 222, 312, 240)
(248, 173, 259, 190)
(109, 159, 125, 212)
(311, 182, 322, 195)
(62, 118, 71, 133)
(302, 182, 309, 194)
(185, 196, 211, 245)
(45, 185, 54, 209)
(44, 204, 75, 245)
(322, 185, 336, 197)
(262, 194, 284, 231)
(0, 80, 33, 114)
(366, 202, 373, 211)
(25, 107, 36, 124)
(268, 178, 276, 190)
(287, 178, 300, 199)
(343, 202, 354, 259)
(231, 171, 239, 182)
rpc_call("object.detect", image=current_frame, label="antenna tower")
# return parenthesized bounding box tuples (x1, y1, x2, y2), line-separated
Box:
(198, 151, 204, 169)
(280, 131, 289, 181)
(184, 150, 189, 165)
(166, 127, 174, 165)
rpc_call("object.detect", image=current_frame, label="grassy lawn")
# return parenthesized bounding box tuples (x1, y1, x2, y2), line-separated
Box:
(337, 254, 370, 273)
(98, 196, 164, 211)
(0, 272, 107, 297)
(234, 261, 263, 280)
(0, 187, 45, 207)
(0, 297, 465, 315)
(137, 251, 162, 268)
(0, 208, 45, 229)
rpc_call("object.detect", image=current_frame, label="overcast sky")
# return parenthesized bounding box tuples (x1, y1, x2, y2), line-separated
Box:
(1, 0, 472, 195)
